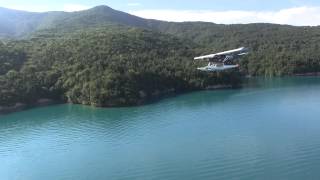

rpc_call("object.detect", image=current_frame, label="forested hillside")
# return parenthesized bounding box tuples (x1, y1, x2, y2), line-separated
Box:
(0, 27, 240, 108)
(154, 22, 320, 76)
(1, 5, 320, 110)
(0, 42, 26, 75)
(1, 5, 319, 76)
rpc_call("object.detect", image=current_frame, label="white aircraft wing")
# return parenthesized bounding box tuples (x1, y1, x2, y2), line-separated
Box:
(194, 47, 247, 60)
(216, 47, 246, 56)
(194, 53, 217, 60)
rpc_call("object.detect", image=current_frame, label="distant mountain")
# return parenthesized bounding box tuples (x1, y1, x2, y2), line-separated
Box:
(0, 7, 43, 38)
(0, 5, 155, 38)
(0, 5, 252, 40)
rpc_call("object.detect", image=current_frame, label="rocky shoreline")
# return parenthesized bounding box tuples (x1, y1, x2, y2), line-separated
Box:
(0, 99, 60, 115)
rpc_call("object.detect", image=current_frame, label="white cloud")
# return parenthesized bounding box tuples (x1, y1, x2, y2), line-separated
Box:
(3, 4, 91, 12)
(130, 6, 320, 26)
(63, 4, 90, 12)
(127, 2, 141, 7)
(3, 5, 54, 12)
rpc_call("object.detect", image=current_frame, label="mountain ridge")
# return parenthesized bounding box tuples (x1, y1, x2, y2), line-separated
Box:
(1, 5, 316, 39)
(0, 5, 154, 38)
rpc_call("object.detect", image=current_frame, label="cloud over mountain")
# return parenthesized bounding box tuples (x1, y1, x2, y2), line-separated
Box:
(130, 6, 320, 26)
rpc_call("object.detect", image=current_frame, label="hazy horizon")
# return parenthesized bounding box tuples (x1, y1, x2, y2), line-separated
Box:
(1, 0, 320, 26)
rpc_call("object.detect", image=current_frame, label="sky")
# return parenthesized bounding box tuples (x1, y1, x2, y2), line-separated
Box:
(1, 0, 320, 26)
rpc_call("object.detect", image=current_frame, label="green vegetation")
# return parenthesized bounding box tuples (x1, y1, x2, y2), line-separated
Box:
(0, 27, 240, 107)
(0, 42, 26, 75)
(155, 23, 320, 76)
(0, 5, 320, 109)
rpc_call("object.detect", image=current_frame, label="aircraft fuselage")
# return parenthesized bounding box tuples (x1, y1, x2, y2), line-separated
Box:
(194, 47, 248, 72)
(197, 64, 239, 72)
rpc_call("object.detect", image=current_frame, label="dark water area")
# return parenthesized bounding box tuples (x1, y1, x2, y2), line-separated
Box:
(1, 77, 320, 180)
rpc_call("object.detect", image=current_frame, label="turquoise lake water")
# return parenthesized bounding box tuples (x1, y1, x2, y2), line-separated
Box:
(1, 77, 320, 180)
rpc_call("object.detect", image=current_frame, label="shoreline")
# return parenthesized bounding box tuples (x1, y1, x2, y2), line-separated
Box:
(0, 84, 236, 116)
(294, 72, 320, 76)
(0, 99, 62, 115)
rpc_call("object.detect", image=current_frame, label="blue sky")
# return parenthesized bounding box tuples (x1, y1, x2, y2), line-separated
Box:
(1, 0, 320, 11)
(1, 0, 320, 25)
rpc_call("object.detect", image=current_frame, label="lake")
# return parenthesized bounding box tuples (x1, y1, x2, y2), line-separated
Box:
(1, 77, 320, 180)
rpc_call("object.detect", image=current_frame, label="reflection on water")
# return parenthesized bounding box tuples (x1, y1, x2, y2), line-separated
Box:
(1, 77, 320, 180)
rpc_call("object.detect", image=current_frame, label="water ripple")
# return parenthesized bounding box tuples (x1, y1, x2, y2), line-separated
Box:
(1, 77, 320, 179)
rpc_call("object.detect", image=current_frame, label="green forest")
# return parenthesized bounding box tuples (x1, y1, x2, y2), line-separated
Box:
(0, 27, 240, 107)
(1, 5, 320, 109)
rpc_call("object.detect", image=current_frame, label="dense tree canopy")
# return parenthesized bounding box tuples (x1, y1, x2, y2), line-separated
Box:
(152, 22, 320, 76)
(1, 6, 320, 108)
(0, 27, 240, 107)
(0, 42, 26, 75)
